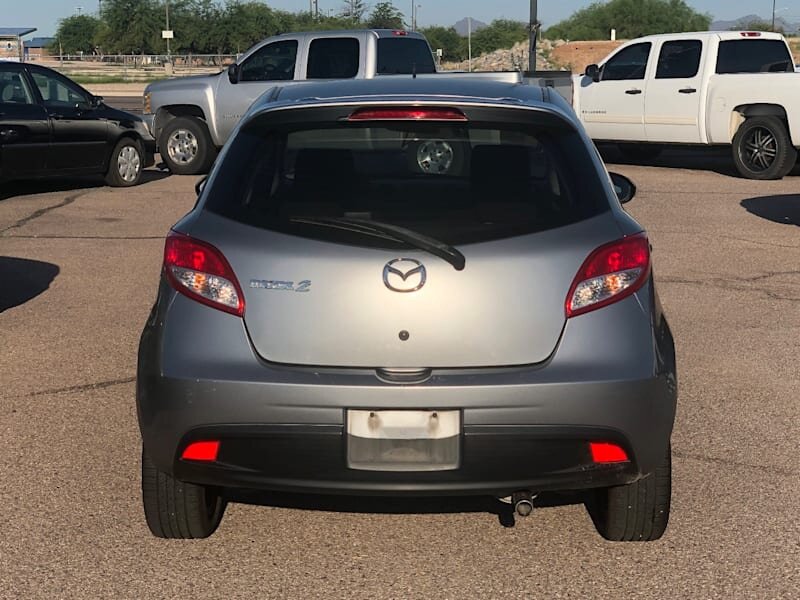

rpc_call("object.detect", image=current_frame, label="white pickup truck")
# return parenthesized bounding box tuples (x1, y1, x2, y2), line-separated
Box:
(572, 31, 800, 179)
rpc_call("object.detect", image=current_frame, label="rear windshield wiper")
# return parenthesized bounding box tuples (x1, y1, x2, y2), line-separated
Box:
(289, 217, 466, 271)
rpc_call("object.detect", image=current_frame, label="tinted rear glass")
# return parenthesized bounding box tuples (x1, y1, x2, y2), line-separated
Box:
(307, 38, 359, 79)
(204, 115, 608, 247)
(716, 40, 793, 73)
(377, 38, 436, 74)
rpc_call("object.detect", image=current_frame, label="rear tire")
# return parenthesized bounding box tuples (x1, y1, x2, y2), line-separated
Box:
(141, 446, 226, 539)
(159, 116, 218, 175)
(105, 138, 143, 187)
(587, 445, 671, 542)
(732, 116, 797, 180)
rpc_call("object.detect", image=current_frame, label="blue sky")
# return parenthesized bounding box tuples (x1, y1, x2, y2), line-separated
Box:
(3, 1, 795, 38)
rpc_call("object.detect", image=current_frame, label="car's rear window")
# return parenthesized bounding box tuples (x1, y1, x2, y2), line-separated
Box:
(716, 39, 794, 74)
(377, 38, 436, 74)
(203, 117, 609, 247)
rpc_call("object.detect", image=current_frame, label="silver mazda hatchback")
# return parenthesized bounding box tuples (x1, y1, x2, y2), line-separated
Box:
(137, 78, 677, 541)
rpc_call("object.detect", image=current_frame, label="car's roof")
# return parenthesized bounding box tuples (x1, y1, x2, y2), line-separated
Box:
(268, 29, 428, 40)
(248, 77, 573, 122)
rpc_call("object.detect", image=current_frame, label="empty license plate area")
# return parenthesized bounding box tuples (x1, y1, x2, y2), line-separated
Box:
(346, 410, 460, 471)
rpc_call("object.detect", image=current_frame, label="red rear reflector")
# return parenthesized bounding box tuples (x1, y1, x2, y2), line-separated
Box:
(164, 232, 245, 317)
(590, 442, 629, 463)
(348, 107, 468, 121)
(566, 233, 650, 318)
(181, 440, 220, 462)
(740, 31, 761, 37)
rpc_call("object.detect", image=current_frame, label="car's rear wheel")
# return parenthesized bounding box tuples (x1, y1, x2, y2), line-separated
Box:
(732, 116, 797, 180)
(587, 445, 671, 542)
(105, 138, 143, 187)
(141, 446, 226, 539)
(159, 116, 218, 175)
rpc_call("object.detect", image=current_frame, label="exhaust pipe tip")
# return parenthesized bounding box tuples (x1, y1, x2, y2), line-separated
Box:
(512, 490, 534, 517)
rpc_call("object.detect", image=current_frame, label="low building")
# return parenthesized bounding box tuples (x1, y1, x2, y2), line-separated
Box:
(0, 27, 37, 62)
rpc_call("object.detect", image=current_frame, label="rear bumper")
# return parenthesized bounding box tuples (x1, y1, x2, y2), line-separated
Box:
(137, 280, 677, 496)
(174, 424, 640, 496)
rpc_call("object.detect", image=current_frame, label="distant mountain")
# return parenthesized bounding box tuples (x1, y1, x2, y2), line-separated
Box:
(710, 14, 798, 33)
(453, 17, 487, 37)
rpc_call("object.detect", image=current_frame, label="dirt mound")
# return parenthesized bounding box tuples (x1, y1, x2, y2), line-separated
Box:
(549, 41, 623, 71)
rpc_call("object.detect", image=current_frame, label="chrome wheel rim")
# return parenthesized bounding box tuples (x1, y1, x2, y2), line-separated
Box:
(167, 129, 198, 165)
(417, 140, 454, 174)
(117, 145, 141, 182)
(742, 127, 778, 172)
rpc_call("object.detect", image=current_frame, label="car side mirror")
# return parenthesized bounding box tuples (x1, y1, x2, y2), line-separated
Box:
(195, 176, 208, 196)
(228, 64, 240, 84)
(91, 95, 103, 107)
(585, 64, 600, 83)
(609, 172, 636, 204)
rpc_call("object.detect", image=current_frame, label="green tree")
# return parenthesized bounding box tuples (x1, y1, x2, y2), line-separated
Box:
(366, 2, 404, 29)
(340, 1, 368, 23)
(99, 0, 162, 53)
(545, 0, 712, 41)
(52, 14, 102, 54)
(420, 26, 465, 61)
(470, 19, 528, 57)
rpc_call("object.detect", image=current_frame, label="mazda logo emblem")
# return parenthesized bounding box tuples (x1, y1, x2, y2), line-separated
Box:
(383, 258, 426, 293)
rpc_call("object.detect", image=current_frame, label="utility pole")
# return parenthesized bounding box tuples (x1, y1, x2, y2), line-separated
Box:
(772, 0, 777, 31)
(165, 0, 171, 60)
(468, 17, 472, 72)
(529, 0, 538, 74)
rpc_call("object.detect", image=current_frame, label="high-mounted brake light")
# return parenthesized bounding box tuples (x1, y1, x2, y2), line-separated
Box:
(589, 442, 629, 464)
(181, 440, 220, 462)
(348, 107, 468, 121)
(163, 232, 245, 317)
(566, 233, 650, 318)
(740, 31, 762, 37)
(392, 30, 408, 36)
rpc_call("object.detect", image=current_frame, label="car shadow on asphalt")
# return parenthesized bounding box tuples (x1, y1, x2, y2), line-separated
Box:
(598, 144, 741, 177)
(0, 169, 170, 201)
(226, 489, 588, 528)
(741, 194, 800, 226)
(0, 256, 60, 312)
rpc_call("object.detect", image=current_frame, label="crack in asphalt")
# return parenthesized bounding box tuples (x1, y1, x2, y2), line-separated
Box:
(673, 451, 799, 477)
(0, 192, 89, 235)
(658, 270, 800, 303)
(25, 376, 136, 398)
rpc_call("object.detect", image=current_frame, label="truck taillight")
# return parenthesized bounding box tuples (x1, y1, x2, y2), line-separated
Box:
(566, 234, 650, 318)
(163, 232, 244, 317)
(740, 32, 762, 37)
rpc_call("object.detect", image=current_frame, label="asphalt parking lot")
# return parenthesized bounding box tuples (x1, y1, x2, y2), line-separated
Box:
(1, 154, 798, 598)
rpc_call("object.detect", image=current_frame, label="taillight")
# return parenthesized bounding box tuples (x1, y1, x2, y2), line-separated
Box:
(740, 31, 761, 37)
(566, 233, 650, 318)
(163, 231, 244, 317)
(589, 442, 629, 463)
(348, 107, 468, 121)
(181, 440, 220, 462)
(392, 30, 408, 36)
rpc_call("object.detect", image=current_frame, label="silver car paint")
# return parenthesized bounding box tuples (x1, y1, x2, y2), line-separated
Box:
(137, 79, 677, 494)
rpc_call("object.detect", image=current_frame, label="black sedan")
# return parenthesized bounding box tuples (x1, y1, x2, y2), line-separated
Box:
(0, 61, 155, 187)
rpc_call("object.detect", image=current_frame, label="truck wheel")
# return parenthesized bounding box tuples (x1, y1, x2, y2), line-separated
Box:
(732, 116, 797, 180)
(159, 116, 218, 175)
(617, 143, 662, 161)
(105, 137, 143, 187)
(141, 446, 226, 539)
(586, 445, 671, 542)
